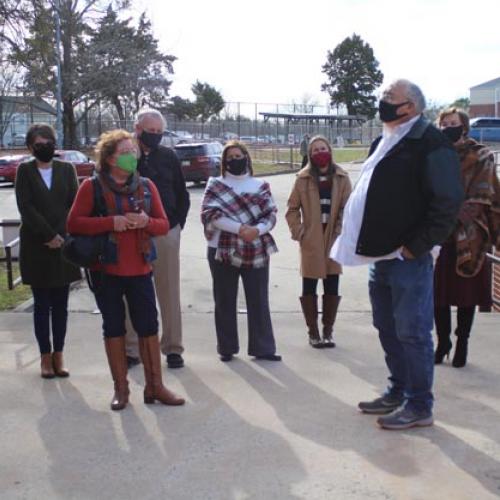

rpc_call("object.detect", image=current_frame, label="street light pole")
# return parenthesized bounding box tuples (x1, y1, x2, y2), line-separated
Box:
(53, 0, 63, 148)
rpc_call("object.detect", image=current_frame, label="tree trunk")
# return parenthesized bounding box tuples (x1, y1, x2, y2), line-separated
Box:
(63, 97, 78, 149)
(112, 95, 126, 129)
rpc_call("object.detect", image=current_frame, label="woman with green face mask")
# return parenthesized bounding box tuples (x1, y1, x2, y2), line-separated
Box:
(67, 129, 185, 411)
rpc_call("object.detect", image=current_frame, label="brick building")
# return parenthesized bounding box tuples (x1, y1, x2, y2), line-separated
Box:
(469, 77, 500, 118)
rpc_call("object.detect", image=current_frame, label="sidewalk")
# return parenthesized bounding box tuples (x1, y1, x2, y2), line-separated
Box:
(1, 172, 500, 499)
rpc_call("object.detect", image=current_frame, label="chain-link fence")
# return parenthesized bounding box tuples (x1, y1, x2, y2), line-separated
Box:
(1, 101, 383, 150)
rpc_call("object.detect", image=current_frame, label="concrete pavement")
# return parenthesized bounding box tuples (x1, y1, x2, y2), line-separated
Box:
(1, 170, 500, 499)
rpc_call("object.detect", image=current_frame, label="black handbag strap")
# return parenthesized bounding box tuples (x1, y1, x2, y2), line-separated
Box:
(91, 177, 108, 217)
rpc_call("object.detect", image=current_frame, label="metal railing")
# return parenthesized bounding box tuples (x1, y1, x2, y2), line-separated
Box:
(0, 220, 21, 290)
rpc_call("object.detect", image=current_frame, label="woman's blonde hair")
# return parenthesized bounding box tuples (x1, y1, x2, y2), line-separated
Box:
(437, 107, 470, 135)
(221, 140, 253, 177)
(95, 129, 135, 173)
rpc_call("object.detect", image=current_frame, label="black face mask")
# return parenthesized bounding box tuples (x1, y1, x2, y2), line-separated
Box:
(378, 100, 409, 123)
(140, 130, 162, 150)
(442, 125, 463, 143)
(226, 157, 247, 175)
(32, 142, 55, 163)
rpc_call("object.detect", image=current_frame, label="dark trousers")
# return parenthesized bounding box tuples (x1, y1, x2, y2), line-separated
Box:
(207, 248, 277, 357)
(90, 272, 158, 339)
(31, 286, 70, 354)
(302, 275, 339, 296)
(301, 155, 308, 168)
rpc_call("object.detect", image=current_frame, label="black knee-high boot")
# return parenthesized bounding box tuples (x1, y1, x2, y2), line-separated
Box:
(452, 306, 475, 368)
(434, 306, 452, 364)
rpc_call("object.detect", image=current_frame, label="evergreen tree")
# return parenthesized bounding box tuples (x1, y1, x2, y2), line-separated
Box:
(321, 33, 383, 119)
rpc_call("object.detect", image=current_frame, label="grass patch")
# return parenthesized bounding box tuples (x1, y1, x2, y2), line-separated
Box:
(0, 262, 31, 310)
(251, 147, 368, 176)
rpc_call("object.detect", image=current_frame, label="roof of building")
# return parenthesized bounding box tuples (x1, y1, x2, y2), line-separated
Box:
(470, 77, 500, 91)
(0, 96, 56, 115)
(259, 112, 366, 123)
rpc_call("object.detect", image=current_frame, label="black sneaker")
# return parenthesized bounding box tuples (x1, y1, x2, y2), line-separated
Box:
(377, 407, 433, 430)
(166, 353, 184, 369)
(358, 395, 403, 414)
(126, 355, 141, 368)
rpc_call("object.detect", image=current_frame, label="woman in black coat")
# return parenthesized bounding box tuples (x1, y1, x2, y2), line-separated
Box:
(15, 124, 81, 378)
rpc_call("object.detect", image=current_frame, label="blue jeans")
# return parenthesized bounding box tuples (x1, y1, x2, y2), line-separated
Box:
(369, 253, 434, 414)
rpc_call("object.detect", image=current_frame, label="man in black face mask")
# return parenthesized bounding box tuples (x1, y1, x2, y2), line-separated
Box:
(331, 79, 464, 430)
(124, 109, 190, 369)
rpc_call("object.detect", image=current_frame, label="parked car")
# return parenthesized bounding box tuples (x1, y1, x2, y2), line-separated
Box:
(469, 117, 500, 142)
(160, 130, 183, 148)
(174, 142, 223, 184)
(174, 130, 194, 142)
(54, 150, 95, 181)
(0, 150, 95, 184)
(239, 136, 257, 143)
(8, 135, 26, 147)
(0, 154, 31, 183)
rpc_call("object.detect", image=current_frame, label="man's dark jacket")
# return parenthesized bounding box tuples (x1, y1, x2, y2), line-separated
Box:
(138, 145, 190, 229)
(356, 116, 464, 258)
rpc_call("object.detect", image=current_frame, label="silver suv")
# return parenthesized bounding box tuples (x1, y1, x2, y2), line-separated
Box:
(160, 130, 183, 148)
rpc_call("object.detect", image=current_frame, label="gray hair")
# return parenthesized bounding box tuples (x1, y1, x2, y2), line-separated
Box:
(393, 79, 426, 113)
(135, 108, 167, 128)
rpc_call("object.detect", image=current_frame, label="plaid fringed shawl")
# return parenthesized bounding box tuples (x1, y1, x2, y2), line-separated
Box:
(201, 178, 278, 268)
(455, 140, 500, 277)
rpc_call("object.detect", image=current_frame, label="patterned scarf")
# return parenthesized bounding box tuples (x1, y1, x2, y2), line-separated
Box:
(97, 172, 155, 262)
(455, 139, 500, 277)
(201, 179, 278, 268)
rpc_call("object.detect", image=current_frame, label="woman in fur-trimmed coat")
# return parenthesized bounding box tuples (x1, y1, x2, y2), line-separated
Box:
(434, 108, 500, 368)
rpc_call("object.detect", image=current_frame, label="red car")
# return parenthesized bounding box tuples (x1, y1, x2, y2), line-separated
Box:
(0, 150, 95, 184)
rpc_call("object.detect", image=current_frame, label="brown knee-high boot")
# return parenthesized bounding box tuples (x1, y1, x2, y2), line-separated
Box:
(139, 335, 185, 406)
(322, 295, 341, 348)
(299, 295, 323, 348)
(104, 337, 129, 411)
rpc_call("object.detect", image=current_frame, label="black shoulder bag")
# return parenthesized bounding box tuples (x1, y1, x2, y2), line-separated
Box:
(62, 177, 109, 268)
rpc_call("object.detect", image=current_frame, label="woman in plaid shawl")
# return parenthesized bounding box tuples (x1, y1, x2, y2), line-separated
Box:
(201, 141, 281, 362)
(434, 108, 500, 368)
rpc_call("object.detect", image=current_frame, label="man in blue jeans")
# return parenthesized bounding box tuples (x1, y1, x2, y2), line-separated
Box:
(331, 79, 464, 429)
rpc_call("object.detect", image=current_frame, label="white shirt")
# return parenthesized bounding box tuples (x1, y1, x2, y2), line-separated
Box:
(206, 172, 274, 248)
(331, 115, 421, 266)
(38, 167, 53, 189)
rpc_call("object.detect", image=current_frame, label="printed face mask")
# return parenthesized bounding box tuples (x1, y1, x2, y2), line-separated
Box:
(226, 157, 248, 175)
(378, 100, 409, 123)
(140, 130, 162, 150)
(32, 142, 55, 162)
(442, 125, 463, 143)
(310, 151, 331, 168)
(116, 153, 138, 173)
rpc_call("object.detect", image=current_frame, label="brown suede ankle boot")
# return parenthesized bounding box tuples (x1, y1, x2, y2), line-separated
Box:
(299, 295, 323, 348)
(139, 335, 185, 406)
(52, 352, 70, 377)
(41, 353, 55, 379)
(104, 337, 130, 411)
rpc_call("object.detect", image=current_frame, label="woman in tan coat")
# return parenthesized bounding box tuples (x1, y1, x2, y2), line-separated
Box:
(286, 136, 352, 348)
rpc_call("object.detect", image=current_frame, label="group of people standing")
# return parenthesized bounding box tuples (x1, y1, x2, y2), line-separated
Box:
(15, 78, 499, 429)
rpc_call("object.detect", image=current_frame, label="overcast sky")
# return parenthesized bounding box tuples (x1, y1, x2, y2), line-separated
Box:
(133, 0, 500, 108)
